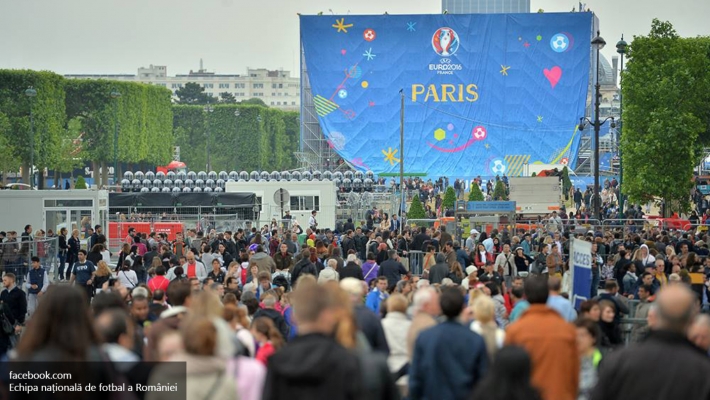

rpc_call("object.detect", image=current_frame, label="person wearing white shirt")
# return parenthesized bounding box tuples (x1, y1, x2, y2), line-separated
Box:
(308, 210, 318, 230)
(317, 259, 340, 284)
(117, 263, 139, 290)
(465, 229, 479, 254)
(381, 294, 411, 378)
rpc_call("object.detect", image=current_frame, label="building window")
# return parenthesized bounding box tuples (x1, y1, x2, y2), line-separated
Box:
(204, 83, 214, 89)
(292, 102, 296, 105)
(271, 102, 275, 105)
(219, 83, 230, 89)
(290, 196, 320, 211)
(253, 83, 263, 89)
(279, 83, 283, 89)
(254, 92, 263, 97)
(272, 84, 277, 89)
(235, 83, 245, 89)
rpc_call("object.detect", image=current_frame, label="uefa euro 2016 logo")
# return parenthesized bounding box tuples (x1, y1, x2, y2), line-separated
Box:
(432, 27, 460, 57)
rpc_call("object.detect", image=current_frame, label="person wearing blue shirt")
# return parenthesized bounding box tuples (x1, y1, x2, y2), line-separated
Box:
(410, 287, 488, 400)
(69, 249, 96, 302)
(365, 276, 389, 315)
(546, 276, 577, 322)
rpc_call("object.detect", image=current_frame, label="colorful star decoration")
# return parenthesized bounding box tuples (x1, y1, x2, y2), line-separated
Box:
(382, 147, 400, 166)
(332, 18, 353, 33)
(500, 65, 510, 76)
(484, 143, 490, 149)
(537, 116, 543, 123)
(407, 22, 416, 32)
(363, 48, 376, 61)
(523, 41, 531, 48)
(368, 101, 376, 107)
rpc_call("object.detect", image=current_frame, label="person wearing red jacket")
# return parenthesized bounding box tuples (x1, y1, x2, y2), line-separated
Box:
(471, 243, 494, 270)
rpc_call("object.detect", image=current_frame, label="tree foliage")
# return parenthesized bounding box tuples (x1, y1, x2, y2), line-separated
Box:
(561, 166, 572, 193)
(493, 180, 508, 200)
(75, 175, 87, 189)
(442, 187, 457, 209)
(0, 70, 66, 185)
(468, 182, 484, 201)
(219, 92, 237, 104)
(621, 19, 710, 211)
(175, 82, 211, 105)
(173, 104, 299, 172)
(407, 195, 426, 219)
(240, 98, 268, 107)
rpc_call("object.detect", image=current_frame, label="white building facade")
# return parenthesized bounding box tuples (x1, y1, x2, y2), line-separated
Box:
(65, 64, 300, 111)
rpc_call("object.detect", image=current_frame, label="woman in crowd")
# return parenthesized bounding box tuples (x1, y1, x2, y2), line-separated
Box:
(118, 260, 139, 291)
(579, 299, 601, 321)
(147, 316, 238, 400)
(470, 295, 506, 361)
(117, 242, 131, 272)
(472, 243, 494, 271)
(93, 260, 112, 295)
(87, 244, 104, 267)
(597, 300, 622, 349)
(513, 246, 534, 275)
(448, 262, 465, 285)
(380, 294, 411, 375)
(575, 318, 602, 400)
(251, 317, 285, 365)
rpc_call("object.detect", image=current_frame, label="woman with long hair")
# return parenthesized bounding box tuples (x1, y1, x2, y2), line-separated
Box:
(472, 243, 494, 270)
(87, 244, 104, 266)
(597, 300, 622, 350)
(380, 213, 391, 232)
(470, 295, 505, 361)
(448, 261, 465, 285)
(16, 285, 102, 361)
(117, 242, 131, 271)
(251, 317, 285, 365)
(93, 260, 112, 294)
(469, 346, 542, 400)
(118, 260, 139, 290)
(375, 242, 389, 265)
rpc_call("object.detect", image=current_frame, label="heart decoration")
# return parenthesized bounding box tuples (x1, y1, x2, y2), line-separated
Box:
(543, 66, 562, 89)
(341, 49, 347, 55)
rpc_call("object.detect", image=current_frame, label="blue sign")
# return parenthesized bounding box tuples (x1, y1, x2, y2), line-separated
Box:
(570, 238, 592, 309)
(465, 201, 516, 213)
(300, 13, 593, 177)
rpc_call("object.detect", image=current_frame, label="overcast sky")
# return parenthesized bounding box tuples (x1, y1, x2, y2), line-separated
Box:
(1, 0, 707, 76)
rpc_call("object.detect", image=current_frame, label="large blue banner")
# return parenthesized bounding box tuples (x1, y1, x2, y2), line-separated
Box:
(571, 238, 592, 309)
(300, 13, 592, 177)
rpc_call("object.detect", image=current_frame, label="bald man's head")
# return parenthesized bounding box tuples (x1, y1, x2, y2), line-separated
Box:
(689, 314, 710, 352)
(648, 284, 698, 334)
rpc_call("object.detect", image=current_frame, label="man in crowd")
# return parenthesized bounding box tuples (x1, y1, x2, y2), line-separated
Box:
(592, 284, 710, 399)
(366, 276, 389, 314)
(263, 284, 363, 400)
(494, 243, 516, 288)
(25, 256, 49, 317)
(547, 276, 577, 322)
(406, 287, 440, 359)
(378, 250, 408, 291)
(69, 249, 96, 302)
(505, 276, 578, 400)
(340, 278, 389, 354)
(0, 273, 26, 356)
(409, 287, 488, 400)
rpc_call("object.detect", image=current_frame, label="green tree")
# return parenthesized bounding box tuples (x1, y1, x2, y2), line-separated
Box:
(0, 112, 20, 185)
(407, 195, 426, 219)
(219, 92, 236, 103)
(531, 172, 537, 177)
(621, 19, 710, 212)
(240, 98, 268, 107)
(493, 180, 508, 200)
(75, 175, 87, 189)
(468, 182, 484, 201)
(442, 186, 457, 209)
(561, 167, 572, 199)
(175, 82, 210, 105)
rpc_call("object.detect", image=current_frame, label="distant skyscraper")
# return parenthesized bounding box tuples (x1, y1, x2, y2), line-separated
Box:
(442, 0, 530, 14)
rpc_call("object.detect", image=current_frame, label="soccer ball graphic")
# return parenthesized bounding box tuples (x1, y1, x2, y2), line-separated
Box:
(472, 126, 487, 140)
(491, 159, 506, 174)
(561, 157, 569, 165)
(550, 33, 570, 53)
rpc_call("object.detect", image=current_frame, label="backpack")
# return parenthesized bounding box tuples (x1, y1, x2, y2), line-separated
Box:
(273, 274, 291, 292)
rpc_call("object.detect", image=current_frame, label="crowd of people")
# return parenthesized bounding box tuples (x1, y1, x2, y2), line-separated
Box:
(1, 212, 710, 399)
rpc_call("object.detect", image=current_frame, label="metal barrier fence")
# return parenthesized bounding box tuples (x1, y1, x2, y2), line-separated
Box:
(407, 250, 424, 276)
(407, 219, 439, 229)
(0, 237, 59, 284)
(601, 218, 658, 236)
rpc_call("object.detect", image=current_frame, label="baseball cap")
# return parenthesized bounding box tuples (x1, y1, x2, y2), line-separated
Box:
(470, 229, 479, 235)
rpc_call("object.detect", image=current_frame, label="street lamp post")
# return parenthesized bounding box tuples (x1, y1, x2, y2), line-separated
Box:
(256, 114, 263, 172)
(110, 90, 121, 185)
(234, 109, 240, 170)
(204, 105, 214, 171)
(616, 35, 628, 216)
(579, 32, 615, 221)
(25, 87, 37, 189)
